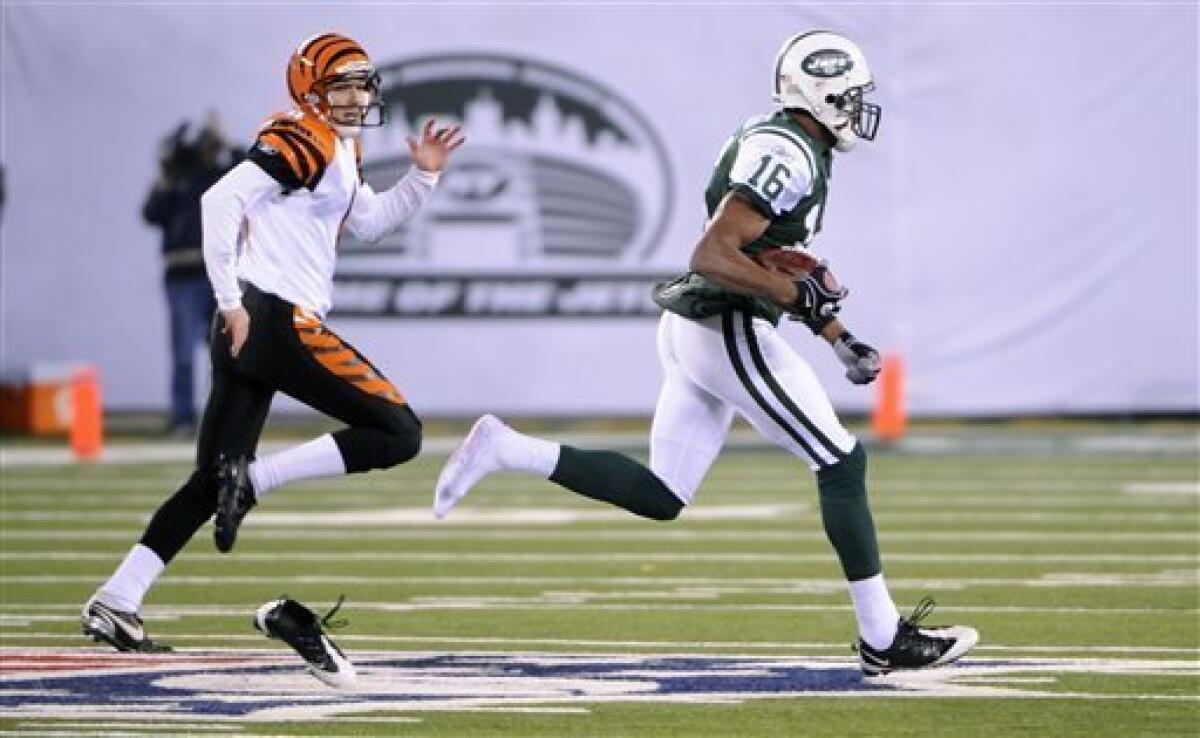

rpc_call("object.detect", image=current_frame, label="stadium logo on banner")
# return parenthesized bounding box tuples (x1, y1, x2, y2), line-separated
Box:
(336, 52, 676, 319)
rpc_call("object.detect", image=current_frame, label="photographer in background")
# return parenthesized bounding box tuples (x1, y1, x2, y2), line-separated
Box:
(143, 112, 244, 437)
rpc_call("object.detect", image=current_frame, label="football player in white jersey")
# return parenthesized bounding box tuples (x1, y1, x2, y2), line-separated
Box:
(83, 33, 464, 656)
(434, 31, 977, 676)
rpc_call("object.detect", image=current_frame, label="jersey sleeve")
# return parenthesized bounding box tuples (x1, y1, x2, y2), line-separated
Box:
(247, 113, 336, 192)
(728, 128, 816, 218)
(344, 166, 440, 243)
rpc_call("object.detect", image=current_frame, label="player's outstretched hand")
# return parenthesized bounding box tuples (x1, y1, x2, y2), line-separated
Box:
(408, 118, 465, 173)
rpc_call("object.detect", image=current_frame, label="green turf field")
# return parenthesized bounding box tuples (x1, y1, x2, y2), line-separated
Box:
(2, 428, 1197, 736)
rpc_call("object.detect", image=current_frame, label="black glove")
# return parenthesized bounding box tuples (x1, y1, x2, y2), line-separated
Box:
(786, 265, 848, 334)
(832, 331, 881, 385)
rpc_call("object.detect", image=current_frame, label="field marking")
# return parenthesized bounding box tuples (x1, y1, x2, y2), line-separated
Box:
(11, 477, 1199, 495)
(3, 573, 1196, 589)
(5, 602, 1197, 627)
(0, 503, 803, 525)
(3, 528, 1195, 543)
(1124, 482, 1200, 496)
(2, 647, 1197, 725)
(7, 491, 1198, 514)
(14, 723, 238, 733)
(4, 430, 1197, 467)
(4, 462, 1194, 486)
(2, 551, 1196, 565)
(4, 508, 1196, 525)
(4, 638, 1200, 658)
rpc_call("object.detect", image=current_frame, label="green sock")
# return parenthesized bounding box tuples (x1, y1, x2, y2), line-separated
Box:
(817, 443, 882, 581)
(549, 446, 683, 521)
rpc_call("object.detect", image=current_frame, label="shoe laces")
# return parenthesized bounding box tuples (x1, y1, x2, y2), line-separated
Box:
(902, 596, 937, 629)
(321, 594, 349, 631)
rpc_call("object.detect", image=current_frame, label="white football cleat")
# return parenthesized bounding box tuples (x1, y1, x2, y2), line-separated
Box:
(81, 596, 172, 653)
(434, 414, 508, 519)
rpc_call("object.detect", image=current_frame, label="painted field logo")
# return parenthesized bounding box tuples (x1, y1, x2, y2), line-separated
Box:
(3, 649, 1195, 723)
(335, 53, 676, 319)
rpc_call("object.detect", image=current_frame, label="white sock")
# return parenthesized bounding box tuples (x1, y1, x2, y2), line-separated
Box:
(848, 573, 901, 650)
(497, 424, 561, 478)
(96, 544, 165, 613)
(249, 434, 346, 499)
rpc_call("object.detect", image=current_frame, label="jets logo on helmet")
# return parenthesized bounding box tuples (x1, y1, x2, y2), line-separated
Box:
(801, 49, 854, 78)
(287, 33, 385, 136)
(772, 31, 881, 151)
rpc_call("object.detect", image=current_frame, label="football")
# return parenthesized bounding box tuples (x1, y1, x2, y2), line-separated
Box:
(753, 246, 820, 277)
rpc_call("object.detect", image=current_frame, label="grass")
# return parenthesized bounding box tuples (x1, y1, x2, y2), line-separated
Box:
(1, 427, 1197, 736)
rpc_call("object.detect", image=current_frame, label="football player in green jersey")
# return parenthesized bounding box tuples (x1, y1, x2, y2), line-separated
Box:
(435, 31, 978, 676)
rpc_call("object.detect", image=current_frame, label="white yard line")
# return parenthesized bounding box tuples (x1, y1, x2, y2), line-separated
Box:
(0, 503, 801, 524)
(4, 603, 1197, 623)
(7, 491, 1198, 512)
(3, 634, 1198, 656)
(3, 528, 1195, 542)
(4, 430, 1197, 467)
(15, 723, 237, 733)
(9, 477, 1195, 494)
(2, 508, 1194, 524)
(2, 551, 1195, 564)
(3, 574, 1195, 587)
(1124, 482, 1200, 496)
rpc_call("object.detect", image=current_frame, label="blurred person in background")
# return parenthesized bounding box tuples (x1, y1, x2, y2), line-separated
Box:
(142, 113, 244, 437)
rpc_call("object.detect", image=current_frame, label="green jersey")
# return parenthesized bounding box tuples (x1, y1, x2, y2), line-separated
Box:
(653, 111, 833, 323)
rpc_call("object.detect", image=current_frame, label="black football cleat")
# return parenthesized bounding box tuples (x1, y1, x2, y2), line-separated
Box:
(254, 594, 357, 688)
(81, 597, 173, 653)
(855, 597, 978, 676)
(214, 454, 256, 553)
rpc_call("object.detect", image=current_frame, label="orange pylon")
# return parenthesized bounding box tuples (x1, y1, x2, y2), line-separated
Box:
(69, 367, 103, 461)
(871, 353, 907, 444)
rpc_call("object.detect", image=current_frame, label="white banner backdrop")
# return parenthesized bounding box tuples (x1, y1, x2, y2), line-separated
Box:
(1, 3, 1196, 416)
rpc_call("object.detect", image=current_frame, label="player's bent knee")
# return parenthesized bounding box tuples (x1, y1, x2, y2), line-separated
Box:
(387, 424, 422, 466)
(332, 405, 423, 473)
(375, 406, 423, 468)
(817, 442, 868, 500)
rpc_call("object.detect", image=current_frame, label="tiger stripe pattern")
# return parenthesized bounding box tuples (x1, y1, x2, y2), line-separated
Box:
(293, 307, 405, 404)
(287, 33, 372, 107)
(254, 112, 337, 191)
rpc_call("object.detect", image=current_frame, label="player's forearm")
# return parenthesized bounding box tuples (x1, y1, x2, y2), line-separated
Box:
(347, 166, 440, 243)
(690, 235, 797, 305)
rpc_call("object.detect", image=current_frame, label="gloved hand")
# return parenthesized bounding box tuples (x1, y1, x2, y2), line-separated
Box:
(786, 265, 848, 334)
(833, 331, 882, 385)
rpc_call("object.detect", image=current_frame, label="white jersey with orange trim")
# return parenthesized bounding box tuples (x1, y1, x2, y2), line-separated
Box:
(201, 110, 439, 318)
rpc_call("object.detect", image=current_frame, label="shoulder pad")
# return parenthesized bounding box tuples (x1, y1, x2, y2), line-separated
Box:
(254, 110, 337, 190)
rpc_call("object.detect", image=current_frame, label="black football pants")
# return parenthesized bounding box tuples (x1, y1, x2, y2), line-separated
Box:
(140, 284, 421, 563)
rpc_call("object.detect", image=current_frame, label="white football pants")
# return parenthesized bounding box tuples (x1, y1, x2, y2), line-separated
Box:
(649, 309, 857, 504)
